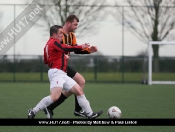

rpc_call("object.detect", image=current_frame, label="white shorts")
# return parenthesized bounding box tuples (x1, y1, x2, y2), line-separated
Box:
(48, 68, 77, 92)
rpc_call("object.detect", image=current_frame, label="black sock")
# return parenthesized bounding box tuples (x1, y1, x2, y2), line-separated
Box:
(47, 93, 67, 111)
(74, 95, 82, 112)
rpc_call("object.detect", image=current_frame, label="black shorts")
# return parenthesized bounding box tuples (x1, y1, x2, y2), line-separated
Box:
(67, 66, 77, 78)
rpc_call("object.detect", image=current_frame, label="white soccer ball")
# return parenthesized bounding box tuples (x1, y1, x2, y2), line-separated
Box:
(107, 106, 122, 119)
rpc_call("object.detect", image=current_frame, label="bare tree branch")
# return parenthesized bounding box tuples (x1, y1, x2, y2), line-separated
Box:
(26, 0, 107, 37)
(161, 22, 175, 40)
(130, 6, 150, 40)
(113, 0, 175, 57)
(113, 0, 175, 41)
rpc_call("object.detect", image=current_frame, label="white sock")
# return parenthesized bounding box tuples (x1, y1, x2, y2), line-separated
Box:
(33, 96, 53, 114)
(76, 94, 93, 116)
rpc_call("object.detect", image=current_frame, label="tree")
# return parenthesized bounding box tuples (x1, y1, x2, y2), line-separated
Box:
(113, 0, 175, 71)
(27, 0, 106, 37)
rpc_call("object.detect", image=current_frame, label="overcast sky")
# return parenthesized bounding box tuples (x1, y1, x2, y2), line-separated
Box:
(0, 0, 175, 57)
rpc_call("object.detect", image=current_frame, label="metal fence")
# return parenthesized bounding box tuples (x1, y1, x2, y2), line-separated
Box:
(0, 4, 175, 83)
(0, 55, 175, 83)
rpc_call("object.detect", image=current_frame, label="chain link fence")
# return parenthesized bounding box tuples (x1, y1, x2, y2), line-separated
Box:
(0, 4, 175, 83)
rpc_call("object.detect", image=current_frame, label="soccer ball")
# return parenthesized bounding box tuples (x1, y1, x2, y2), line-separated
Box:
(107, 106, 122, 119)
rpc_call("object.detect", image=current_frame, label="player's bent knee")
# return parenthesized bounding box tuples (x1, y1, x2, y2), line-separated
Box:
(69, 84, 84, 96)
(79, 78, 85, 87)
(77, 77, 85, 89)
(73, 73, 85, 89)
(50, 87, 62, 102)
(51, 93, 61, 102)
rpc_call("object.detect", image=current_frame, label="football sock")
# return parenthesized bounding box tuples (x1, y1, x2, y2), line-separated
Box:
(76, 94, 93, 117)
(33, 96, 53, 114)
(74, 95, 82, 112)
(47, 93, 67, 111)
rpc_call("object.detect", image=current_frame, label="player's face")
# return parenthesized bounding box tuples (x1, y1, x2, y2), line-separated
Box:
(68, 19, 78, 32)
(55, 28, 63, 41)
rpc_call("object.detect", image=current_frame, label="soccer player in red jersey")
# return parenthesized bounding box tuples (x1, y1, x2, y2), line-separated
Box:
(28, 25, 103, 119)
(44, 15, 98, 118)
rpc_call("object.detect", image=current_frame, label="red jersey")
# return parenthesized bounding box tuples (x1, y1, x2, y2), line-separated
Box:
(44, 37, 82, 72)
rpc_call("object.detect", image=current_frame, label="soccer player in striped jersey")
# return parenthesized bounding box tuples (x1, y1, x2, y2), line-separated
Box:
(43, 15, 98, 118)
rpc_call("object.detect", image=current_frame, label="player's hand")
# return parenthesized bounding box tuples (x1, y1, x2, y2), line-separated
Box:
(90, 46, 97, 53)
(81, 43, 90, 49)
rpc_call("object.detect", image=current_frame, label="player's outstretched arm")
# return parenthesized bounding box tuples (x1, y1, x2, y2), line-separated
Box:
(74, 45, 98, 54)
(54, 41, 90, 53)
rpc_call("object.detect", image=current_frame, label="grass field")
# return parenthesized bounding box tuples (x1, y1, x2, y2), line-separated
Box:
(0, 83, 175, 132)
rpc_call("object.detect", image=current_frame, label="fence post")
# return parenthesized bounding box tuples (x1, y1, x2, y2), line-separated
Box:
(122, 6, 125, 83)
(94, 57, 97, 82)
(13, 5, 16, 82)
(13, 55, 16, 82)
(40, 56, 43, 82)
